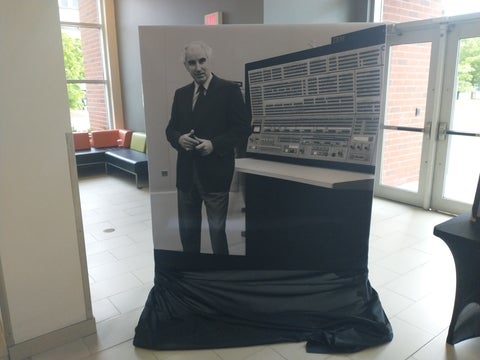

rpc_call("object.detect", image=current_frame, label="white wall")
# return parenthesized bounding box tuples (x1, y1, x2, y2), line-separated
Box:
(264, 0, 372, 23)
(0, 0, 94, 358)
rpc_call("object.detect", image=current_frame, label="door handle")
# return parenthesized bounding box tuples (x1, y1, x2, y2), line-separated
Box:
(438, 122, 448, 141)
(425, 121, 432, 139)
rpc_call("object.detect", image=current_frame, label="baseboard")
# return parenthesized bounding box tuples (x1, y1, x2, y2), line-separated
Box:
(8, 318, 96, 360)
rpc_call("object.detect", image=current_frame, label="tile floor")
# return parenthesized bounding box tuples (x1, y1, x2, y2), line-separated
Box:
(31, 172, 480, 360)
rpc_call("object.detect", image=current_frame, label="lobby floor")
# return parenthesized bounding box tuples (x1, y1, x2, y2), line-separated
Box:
(31, 172, 480, 360)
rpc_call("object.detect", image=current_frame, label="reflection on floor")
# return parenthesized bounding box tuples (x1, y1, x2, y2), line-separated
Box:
(31, 173, 480, 360)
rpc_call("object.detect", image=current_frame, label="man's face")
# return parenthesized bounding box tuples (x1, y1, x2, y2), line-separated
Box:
(184, 44, 211, 85)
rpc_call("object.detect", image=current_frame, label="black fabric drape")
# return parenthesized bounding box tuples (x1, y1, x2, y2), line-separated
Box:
(134, 258, 393, 354)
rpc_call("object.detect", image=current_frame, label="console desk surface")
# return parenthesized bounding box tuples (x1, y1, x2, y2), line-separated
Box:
(235, 158, 374, 190)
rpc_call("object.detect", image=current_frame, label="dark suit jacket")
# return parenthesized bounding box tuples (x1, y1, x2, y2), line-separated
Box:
(166, 74, 251, 192)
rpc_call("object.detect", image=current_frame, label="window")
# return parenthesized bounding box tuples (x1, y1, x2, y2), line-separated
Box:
(59, 0, 79, 9)
(59, 0, 113, 132)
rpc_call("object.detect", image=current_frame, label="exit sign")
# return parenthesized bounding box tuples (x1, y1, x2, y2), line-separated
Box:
(204, 11, 222, 25)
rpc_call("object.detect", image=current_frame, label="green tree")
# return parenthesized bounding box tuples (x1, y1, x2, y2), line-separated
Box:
(458, 37, 480, 92)
(61, 32, 85, 110)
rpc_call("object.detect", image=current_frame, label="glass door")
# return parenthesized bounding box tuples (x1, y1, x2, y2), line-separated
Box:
(375, 25, 444, 208)
(431, 21, 480, 214)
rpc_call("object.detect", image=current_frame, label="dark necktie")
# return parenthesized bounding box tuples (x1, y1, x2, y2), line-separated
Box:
(194, 85, 206, 110)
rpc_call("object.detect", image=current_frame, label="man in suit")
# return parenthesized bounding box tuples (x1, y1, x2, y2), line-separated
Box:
(166, 41, 251, 255)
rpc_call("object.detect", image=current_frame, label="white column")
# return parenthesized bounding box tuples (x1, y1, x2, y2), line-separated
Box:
(0, 1, 95, 359)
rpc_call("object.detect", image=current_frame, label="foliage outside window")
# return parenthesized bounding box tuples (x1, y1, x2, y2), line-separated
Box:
(457, 38, 480, 93)
(62, 33, 85, 110)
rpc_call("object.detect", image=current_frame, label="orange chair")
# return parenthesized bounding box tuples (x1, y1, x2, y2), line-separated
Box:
(90, 129, 133, 148)
(73, 132, 91, 151)
(118, 129, 133, 148)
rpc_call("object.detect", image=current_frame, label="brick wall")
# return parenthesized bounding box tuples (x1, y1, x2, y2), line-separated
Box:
(79, 0, 108, 131)
(383, 0, 443, 23)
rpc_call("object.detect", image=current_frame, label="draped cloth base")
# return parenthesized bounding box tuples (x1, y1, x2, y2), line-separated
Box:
(133, 253, 393, 354)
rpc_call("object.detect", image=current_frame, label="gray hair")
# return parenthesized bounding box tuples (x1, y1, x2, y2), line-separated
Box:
(180, 41, 213, 63)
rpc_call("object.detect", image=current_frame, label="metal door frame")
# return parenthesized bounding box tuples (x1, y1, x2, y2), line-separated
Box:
(374, 19, 447, 209)
(430, 15, 480, 214)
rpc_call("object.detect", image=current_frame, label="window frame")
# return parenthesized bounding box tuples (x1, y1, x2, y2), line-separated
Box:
(59, 0, 124, 131)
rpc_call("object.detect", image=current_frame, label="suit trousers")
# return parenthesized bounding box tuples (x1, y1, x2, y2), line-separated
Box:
(177, 168, 230, 255)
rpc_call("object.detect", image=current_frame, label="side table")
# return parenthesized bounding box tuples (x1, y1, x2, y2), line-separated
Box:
(433, 213, 480, 345)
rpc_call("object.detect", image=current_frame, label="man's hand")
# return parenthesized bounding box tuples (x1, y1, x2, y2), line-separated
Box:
(194, 137, 213, 156)
(178, 130, 200, 151)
